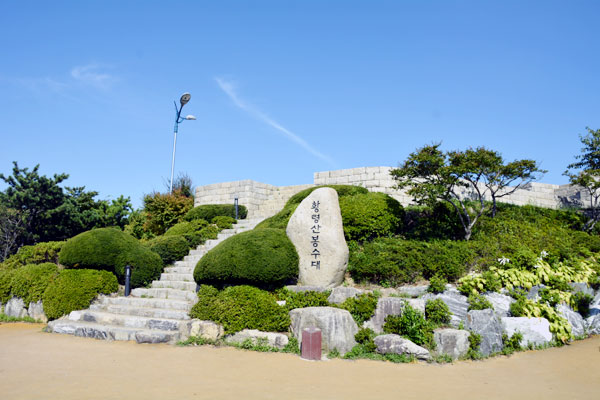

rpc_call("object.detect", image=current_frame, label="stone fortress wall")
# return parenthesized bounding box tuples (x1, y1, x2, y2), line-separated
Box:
(195, 166, 589, 220)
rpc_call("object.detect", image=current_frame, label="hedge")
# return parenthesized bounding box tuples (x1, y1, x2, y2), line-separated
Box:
(0, 241, 64, 270)
(59, 228, 163, 288)
(189, 285, 290, 334)
(194, 228, 298, 289)
(8, 263, 59, 304)
(145, 235, 190, 265)
(211, 216, 236, 229)
(185, 204, 247, 221)
(164, 220, 208, 236)
(43, 269, 119, 320)
(339, 192, 404, 242)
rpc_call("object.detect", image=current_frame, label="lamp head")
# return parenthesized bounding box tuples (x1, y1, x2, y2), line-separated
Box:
(180, 93, 191, 107)
(185, 115, 196, 120)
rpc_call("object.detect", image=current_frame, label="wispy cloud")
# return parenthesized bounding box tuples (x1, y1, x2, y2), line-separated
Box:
(70, 64, 115, 89)
(215, 77, 336, 166)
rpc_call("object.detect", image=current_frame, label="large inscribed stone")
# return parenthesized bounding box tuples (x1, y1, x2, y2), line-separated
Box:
(286, 187, 348, 287)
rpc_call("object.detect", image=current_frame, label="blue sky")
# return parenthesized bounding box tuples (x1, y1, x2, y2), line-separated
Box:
(1, 1, 599, 208)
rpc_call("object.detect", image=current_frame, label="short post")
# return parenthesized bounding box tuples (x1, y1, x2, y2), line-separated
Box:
(125, 265, 131, 296)
(234, 196, 239, 220)
(301, 327, 322, 360)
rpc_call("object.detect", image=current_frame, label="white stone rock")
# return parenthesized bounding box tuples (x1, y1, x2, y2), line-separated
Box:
(501, 317, 552, 347)
(226, 329, 289, 349)
(5, 297, 27, 318)
(433, 328, 471, 360)
(327, 287, 363, 304)
(27, 300, 47, 323)
(365, 297, 425, 334)
(374, 334, 431, 360)
(484, 292, 515, 317)
(286, 188, 348, 288)
(466, 309, 504, 356)
(557, 304, 585, 337)
(289, 306, 358, 355)
(188, 320, 224, 341)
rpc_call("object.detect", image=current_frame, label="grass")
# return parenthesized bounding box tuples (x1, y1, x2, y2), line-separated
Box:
(0, 313, 41, 323)
(177, 335, 301, 355)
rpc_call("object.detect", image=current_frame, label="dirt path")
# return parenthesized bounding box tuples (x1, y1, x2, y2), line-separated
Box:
(1, 323, 599, 400)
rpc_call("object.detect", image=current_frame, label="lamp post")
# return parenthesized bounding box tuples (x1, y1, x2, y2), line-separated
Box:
(170, 92, 196, 194)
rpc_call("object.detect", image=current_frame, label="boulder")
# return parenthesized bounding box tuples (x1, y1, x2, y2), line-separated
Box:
(569, 282, 595, 297)
(465, 309, 504, 356)
(585, 314, 600, 335)
(284, 285, 328, 293)
(27, 300, 47, 323)
(5, 297, 27, 319)
(188, 320, 224, 341)
(327, 287, 364, 304)
(433, 328, 471, 360)
(286, 188, 348, 288)
(365, 297, 425, 333)
(484, 292, 515, 317)
(501, 317, 552, 347)
(527, 285, 546, 301)
(289, 307, 358, 355)
(395, 285, 429, 298)
(422, 291, 468, 327)
(374, 334, 431, 360)
(589, 293, 600, 317)
(226, 329, 289, 349)
(557, 304, 585, 338)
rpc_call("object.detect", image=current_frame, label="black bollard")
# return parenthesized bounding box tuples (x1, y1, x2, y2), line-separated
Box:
(125, 265, 131, 296)
(234, 196, 239, 220)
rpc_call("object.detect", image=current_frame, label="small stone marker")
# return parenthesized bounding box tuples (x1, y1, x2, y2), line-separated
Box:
(301, 327, 322, 360)
(286, 187, 348, 287)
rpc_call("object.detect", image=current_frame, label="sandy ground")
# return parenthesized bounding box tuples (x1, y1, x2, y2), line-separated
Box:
(1, 323, 599, 400)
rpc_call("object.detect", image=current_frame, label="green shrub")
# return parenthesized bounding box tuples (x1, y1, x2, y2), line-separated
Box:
(199, 225, 219, 240)
(502, 332, 523, 354)
(539, 288, 562, 307)
(189, 285, 290, 334)
(467, 294, 493, 311)
(0, 269, 16, 303)
(465, 332, 483, 359)
(194, 228, 298, 289)
(142, 191, 194, 235)
(59, 228, 163, 288)
(427, 275, 447, 294)
(145, 235, 190, 265)
(425, 298, 451, 325)
(164, 220, 209, 236)
(383, 304, 435, 349)
(42, 269, 119, 320)
(402, 202, 463, 241)
(275, 288, 330, 311)
(9, 263, 59, 304)
(354, 328, 377, 353)
(185, 204, 247, 222)
(0, 241, 64, 270)
(509, 297, 528, 317)
(339, 293, 379, 325)
(571, 292, 593, 318)
(339, 192, 404, 242)
(211, 216, 236, 229)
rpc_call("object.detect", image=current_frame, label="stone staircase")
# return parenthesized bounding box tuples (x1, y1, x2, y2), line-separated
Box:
(47, 218, 263, 344)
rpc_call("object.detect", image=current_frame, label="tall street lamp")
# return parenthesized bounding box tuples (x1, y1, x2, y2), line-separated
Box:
(170, 92, 196, 194)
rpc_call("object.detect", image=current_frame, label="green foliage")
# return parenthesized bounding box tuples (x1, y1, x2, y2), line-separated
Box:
(189, 285, 290, 334)
(425, 298, 452, 325)
(42, 269, 118, 320)
(342, 344, 415, 363)
(142, 191, 193, 235)
(1, 241, 64, 270)
(571, 292, 593, 318)
(383, 304, 435, 349)
(9, 263, 59, 304)
(0, 269, 16, 303)
(274, 288, 330, 311)
(354, 328, 377, 353)
(427, 275, 447, 294)
(502, 332, 523, 355)
(538, 288, 563, 307)
(349, 238, 471, 285)
(164, 219, 209, 236)
(185, 204, 247, 222)
(194, 229, 298, 289)
(255, 185, 369, 230)
(467, 294, 493, 311)
(464, 332, 484, 360)
(338, 192, 404, 242)
(199, 225, 219, 240)
(0, 313, 39, 323)
(339, 293, 379, 325)
(59, 228, 163, 288)
(508, 296, 572, 343)
(145, 235, 190, 265)
(211, 216, 236, 229)
(403, 203, 463, 241)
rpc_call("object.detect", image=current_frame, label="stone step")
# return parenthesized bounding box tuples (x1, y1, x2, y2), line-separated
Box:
(69, 310, 187, 332)
(130, 288, 197, 302)
(48, 319, 179, 344)
(100, 296, 193, 311)
(152, 280, 197, 291)
(159, 273, 194, 281)
(188, 249, 207, 256)
(183, 255, 202, 263)
(163, 266, 194, 274)
(89, 304, 191, 320)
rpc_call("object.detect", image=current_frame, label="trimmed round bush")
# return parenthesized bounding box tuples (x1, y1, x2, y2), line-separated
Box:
(211, 216, 236, 229)
(425, 298, 452, 325)
(59, 228, 163, 288)
(164, 219, 208, 236)
(185, 204, 247, 221)
(9, 263, 59, 304)
(194, 228, 299, 288)
(145, 235, 190, 265)
(0, 241, 64, 270)
(339, 192, 404, 242)
(190, 285, 290, 334)
(0, 269, 16, 303)
(42, 269, 118, 320)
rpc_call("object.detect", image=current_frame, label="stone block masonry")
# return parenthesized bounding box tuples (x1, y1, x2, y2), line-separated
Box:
(195, 166, 590, 219)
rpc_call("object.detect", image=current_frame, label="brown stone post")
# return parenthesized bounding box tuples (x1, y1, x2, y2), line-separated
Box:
(301, 327, 322, 360)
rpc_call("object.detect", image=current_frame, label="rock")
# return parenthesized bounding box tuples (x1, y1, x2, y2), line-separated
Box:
(27, 300, 47, 323)
(286, 188, 349, 288)
(557, 304, 585, 337)
(365, 297, 425, 334)
(289, 307, 358, 355)
(433, 328, 471, 360)
(527, 285, 546, 301)
(588, 293, 600, 317)
(226, 329, 289, 349)
(5, 297, 27, 318)
(484, 292, 515, 317)
(327, 287, 364, 304)
(501, 317, 552, 347)
(422, 291, 468, 327)
(465, 309, 504, 356)
(586, 314, 600, 335)
(284, 285, 329, 293)
(395, 285, 429, 298)
(188, 320, 224, 341)
(569, 282, 595, 297)
(374, 334, 431, 360)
